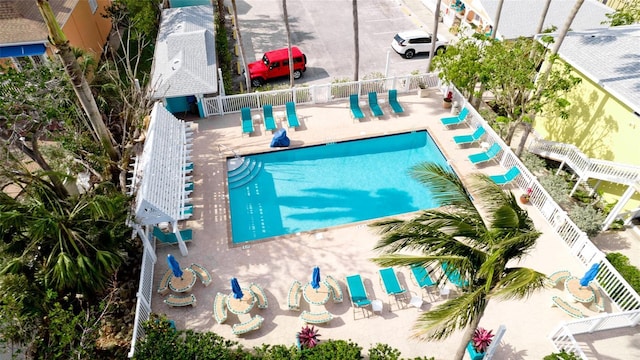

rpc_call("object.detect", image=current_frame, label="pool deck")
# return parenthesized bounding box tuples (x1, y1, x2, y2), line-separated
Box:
(151, 93, 639, 359)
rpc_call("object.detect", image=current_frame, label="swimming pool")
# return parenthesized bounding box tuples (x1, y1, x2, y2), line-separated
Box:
(227, 130, 452, 243)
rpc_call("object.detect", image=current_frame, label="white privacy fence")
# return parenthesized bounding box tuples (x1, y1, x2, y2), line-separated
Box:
(201, 73, 441, 117)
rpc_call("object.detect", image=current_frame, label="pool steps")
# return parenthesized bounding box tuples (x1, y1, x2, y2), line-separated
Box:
(227, 157, 263, 189)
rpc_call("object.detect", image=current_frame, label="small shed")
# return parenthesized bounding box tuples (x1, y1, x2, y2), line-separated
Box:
(150, 5, 218, 118)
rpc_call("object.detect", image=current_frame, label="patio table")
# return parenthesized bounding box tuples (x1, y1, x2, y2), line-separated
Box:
(168, 268, 197, 293)
(303, 281, 331, 305)
(565, 277, 595, 303)
(227, 289, 256, 315)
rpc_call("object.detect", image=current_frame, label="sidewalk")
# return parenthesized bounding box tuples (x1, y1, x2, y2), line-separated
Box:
(400, 0, 452, 41)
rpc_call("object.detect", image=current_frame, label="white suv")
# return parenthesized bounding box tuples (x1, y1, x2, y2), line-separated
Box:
(391, 30, 448, 59)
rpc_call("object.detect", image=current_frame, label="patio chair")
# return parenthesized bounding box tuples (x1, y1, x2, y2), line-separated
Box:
(345, 274, 372, 319)
(468, 143, 502, 167)
(190, 263, 212, 286)
(263, 105, 277, 133)
(489, 166, 521, 186)
(349, 94, 365, 121)
(546, 270, 572, 288)
(287, 280, 302, 311)
(388, 89, 404, 114)
(249, 282, 268, 309)
(441, 262, 468, 288)
(285, 101, 300, 130)
(452, 126, 486, 147)
(368, 92, 384, 118)
(213, 292, 228, 324)
(324, 275, 344, 303)
(551, 296, 585, 319)
(410, 265, 437, 299)
(153, 227, 193, 245)
(157, 269, 172, 295)
(232, 315, 264, 335)
(589, 284, 605, 312)
(241, 107, 254, 136)
(378, 267, 408, 311)
(440, 107, 469, 128)
(164, 293, 197, 307)
(300, 310, 333, 324)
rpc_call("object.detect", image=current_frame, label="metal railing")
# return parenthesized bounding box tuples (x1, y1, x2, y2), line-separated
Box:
(201, 73, 441, 117)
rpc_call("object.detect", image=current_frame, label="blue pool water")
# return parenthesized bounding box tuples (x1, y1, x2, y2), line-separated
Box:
(228, 131, 452, 243)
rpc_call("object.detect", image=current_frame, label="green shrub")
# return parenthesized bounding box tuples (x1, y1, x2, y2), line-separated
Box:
(254, 344, 300, 359)
(369, 343, 401, 360)
(568, 204, 605, 238)
(539, 174, 571, 207)
(543, 350, 581, 360)
(519, 151, 546, 175)
(301, 339, 362, 359)
(606, 252, 640, 294)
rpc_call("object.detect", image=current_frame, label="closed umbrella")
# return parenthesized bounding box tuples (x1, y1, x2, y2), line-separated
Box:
(231, 277, 244, 299)
(311, 266, 321, 290)
(167, 254, 183, 279)
(580, 263, 600, 287)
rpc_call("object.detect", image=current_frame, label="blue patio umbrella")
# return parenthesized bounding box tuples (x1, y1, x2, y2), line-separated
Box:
(167, 254, 183, 279)
(580, 263, 600, 287)
(311, 266, 321, 290)
(231, 277, 244, 299)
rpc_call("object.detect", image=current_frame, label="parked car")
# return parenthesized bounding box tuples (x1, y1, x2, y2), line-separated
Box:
(391, 30, 448, 59)
(246, 47, 307, 87)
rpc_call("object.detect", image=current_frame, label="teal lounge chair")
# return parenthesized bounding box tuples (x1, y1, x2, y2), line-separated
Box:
(153, 227, 193, 245)
(285, 101, 300, 129)
(388, 89, 404, 114)
(453, 126, 486, 147)
(468, 143, 501, 167)
(379, 267, 408, 311)
(241, 107, 254, 136)
(489, 166, 521, 185)
(345, 274, 372, 319)
(411, 265, 437, 299)
(350, 94, 365, 121)
(440, 107, 469, 128)
(263, 105, 277, 133)
(441, 262, 468, 288)
(368, 92, 384, 118)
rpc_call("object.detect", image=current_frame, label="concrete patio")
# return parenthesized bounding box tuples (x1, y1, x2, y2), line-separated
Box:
(150, 93, 639, 359)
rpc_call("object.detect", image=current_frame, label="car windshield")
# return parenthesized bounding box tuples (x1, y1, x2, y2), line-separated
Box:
(393, 34, 406, 45)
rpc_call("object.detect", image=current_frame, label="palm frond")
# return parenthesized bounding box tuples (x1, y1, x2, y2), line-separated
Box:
(409, 163, 475, 210)
(412, 289, 488, 340)
(490, 267, 548, 300)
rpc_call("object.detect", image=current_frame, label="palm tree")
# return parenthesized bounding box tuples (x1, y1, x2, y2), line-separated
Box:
(36, 0, 119, 162)
(0, 178, 131, 297)
(283, 0, 295, 88)
(426, 0, 441, 72)
(370, 163, 547, 360)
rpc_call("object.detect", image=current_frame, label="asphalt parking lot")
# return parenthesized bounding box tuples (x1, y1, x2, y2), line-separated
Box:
(235, 0, 446, 86)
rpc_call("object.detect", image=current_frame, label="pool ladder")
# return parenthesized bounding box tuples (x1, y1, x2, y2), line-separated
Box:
(227, 157, 263, 189)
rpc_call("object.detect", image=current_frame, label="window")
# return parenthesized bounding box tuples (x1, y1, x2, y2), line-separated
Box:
(88, 0, 98, 14)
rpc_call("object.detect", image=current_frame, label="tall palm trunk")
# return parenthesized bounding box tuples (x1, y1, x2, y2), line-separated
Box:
(529, 0, 552, 59)
(231, 0, 250, 91)
(426, 0, 441, 72)
(535, 0, 585, 97)
(453, 307, 485, 360)
(353, 0, 359, 81)
(490, 0, 504, 40)
(283, 0, 294, 88)
(36, 0, 119, 162)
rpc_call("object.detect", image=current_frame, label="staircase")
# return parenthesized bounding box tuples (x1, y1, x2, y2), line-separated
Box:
(528, 137, 640, 187)
(227, 157, 263, 189)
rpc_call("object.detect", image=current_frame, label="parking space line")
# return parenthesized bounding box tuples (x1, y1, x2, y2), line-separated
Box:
(399, 5, 426, 29)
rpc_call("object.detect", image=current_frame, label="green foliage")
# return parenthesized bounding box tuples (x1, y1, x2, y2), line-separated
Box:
(301, 339, 363, 359)
(105, 0, 160, 41)
(543, 350, 581, 359)
(368, 343, 401, 360)
(603, 1, 640, 26)
(568, 204, 605, 238)
(606, 253, 640, 294)
(254, 344, 300, 359)
(519, 152, 546, 175)
(215, 13, 235, 94)
(539, 174, 571, 207)
(431, 37, 484, 98)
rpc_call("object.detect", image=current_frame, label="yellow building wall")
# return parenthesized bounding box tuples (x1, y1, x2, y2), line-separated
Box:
(534, 63, 640, 211)
(63, 0, 112, 59)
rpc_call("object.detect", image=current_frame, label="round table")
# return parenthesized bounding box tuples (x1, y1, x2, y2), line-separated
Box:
(565, 277, 595, 303)
(169, 268, 197, 293)
(303, 281, 331, 305)
(227, 289, 255, 315)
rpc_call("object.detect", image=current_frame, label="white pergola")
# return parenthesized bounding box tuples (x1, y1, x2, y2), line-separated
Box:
(129, 102, 192, 256)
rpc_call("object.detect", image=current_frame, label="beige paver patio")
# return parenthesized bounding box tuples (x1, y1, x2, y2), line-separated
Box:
(150, 93, 636, 359)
